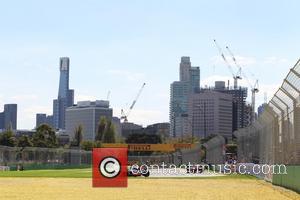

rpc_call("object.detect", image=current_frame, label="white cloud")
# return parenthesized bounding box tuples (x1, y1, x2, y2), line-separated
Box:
(75, 94, 98, 102)
(263, 56, 289, 65)
(23, 106, 52, 116)
(255, 83, 280, 103)
(127, 109, 167, 127)
(113, 107, 167, 127)
(11, 94, 38, 101)
(17, 105, 52, 130)
(210, 55, 256, 67)
(107, 69, 145, 81)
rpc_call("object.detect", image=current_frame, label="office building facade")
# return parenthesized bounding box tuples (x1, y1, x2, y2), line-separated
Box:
(169, 56, 200, 137)
(66, 100, 112, 141)
(212, 81, 249, 131)
(0, 112, 4, 130)
(36, 113, 54, 128)
(0, 104, 17, 130)
(188, 90, 233, 139)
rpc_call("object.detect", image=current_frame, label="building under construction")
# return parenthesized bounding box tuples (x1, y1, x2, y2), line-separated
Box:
(204, 81, 251, 133)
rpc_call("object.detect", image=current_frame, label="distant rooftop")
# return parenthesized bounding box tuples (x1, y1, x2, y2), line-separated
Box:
(71, 100, 110, 108)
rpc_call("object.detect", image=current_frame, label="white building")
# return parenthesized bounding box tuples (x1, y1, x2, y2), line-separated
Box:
(188, 90, 233, 139)
(66, 100, 112, 141)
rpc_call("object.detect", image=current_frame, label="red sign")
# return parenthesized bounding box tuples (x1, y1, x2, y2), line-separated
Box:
(92, 148, 128, 187)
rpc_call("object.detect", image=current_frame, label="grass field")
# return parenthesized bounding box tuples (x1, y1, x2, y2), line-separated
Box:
(0, 168, 92, 178)
(0, 169, 299, 200)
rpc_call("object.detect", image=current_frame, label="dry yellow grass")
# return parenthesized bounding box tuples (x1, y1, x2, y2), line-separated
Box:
(0, 178, 299, 200)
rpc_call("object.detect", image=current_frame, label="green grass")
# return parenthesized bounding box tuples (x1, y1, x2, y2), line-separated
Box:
(0, 168, 92, 178)
(9, 163, 91, 171)
(0, 169, 256, 179)
(147, 174, 257, 180)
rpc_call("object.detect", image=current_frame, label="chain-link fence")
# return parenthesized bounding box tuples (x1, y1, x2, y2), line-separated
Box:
(0, 144, 203, 169)
(234, 59, 300, 166)
(203, 135, 225, 164)
(233, 59, 300, 192)
(0, 145, 92, 169)
(128, 144, 202, 166)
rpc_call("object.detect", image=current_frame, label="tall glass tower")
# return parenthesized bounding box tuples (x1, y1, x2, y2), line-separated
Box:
(53, 57, 74, 129)
(169, 57, 200, 137)
(58, 57, 70, 99)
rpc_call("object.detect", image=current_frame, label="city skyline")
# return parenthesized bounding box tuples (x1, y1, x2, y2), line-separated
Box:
(0, 1, 299, 129)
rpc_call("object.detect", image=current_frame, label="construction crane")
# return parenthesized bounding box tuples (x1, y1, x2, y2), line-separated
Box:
(213, 39, 242, 89)
(121, 83, 146, 122)
(106, 91, 111, 101)
(226, 45, 259, 123)
(251, 80, 259, 122)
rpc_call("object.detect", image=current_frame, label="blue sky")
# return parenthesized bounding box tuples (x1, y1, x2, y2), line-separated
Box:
(0, 0, 299, 129)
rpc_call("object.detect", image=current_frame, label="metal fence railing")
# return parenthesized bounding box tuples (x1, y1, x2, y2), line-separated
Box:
(0, 144, 203, 169)
(128, 144, 202, 166)
(0, 145, 92, 168)
(234, 59, 300, 166)
(203, 136, 225, 164)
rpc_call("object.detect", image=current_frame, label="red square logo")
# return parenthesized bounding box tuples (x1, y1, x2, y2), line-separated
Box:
(92, 148, 128, 187)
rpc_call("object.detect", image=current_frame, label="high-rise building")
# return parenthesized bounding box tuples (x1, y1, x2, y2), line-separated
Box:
(0, 112, 4, 130)
(212, 81, 249, 131)
(2, 104, 17, 130)
(66, 100, 113, 141)
(53, 57, 74, 130)
(188, 90, 233, 139)
(169, 57, 200, 137)
(36, 113, 47, 127)
(36, 113, 54, 128)
(258, 103, 267, 117)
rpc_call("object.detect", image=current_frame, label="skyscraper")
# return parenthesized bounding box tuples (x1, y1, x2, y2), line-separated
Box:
(0, 104, 17, 130)
(169, 57, 200, 137)
(53, 57, 74, 130)
(188, 90, 233, 139)
(0, 112, 4, 130)
(213, 81, 249, 131)
(36, 113, 47, 127)
(36, 113, 54, 128)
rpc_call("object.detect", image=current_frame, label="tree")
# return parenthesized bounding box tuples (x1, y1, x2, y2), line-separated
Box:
(80, 140, 101, 151)
(74, 125, 83, 147)
(17, 135, 33, 147)
(32, 124, 58, 148)
(102, 120, 116, 143)
(125, 133, 161, 144)
(0, 128, 16, 147)
(95, 117, 106, 141)
(81, 141, 94, 151)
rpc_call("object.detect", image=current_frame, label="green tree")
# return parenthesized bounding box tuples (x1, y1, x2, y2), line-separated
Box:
(0, 128, 16, 147)
(74, 125, 83, 147)
(32, 124, 58, 148)
(95, 117, 106, 141)
(126, 133, 161, 144)
(80, 141, 94, 151)
(93, 140, 102, 148)
(102, 120, 116, 143)
(17, 135, 33, 147)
